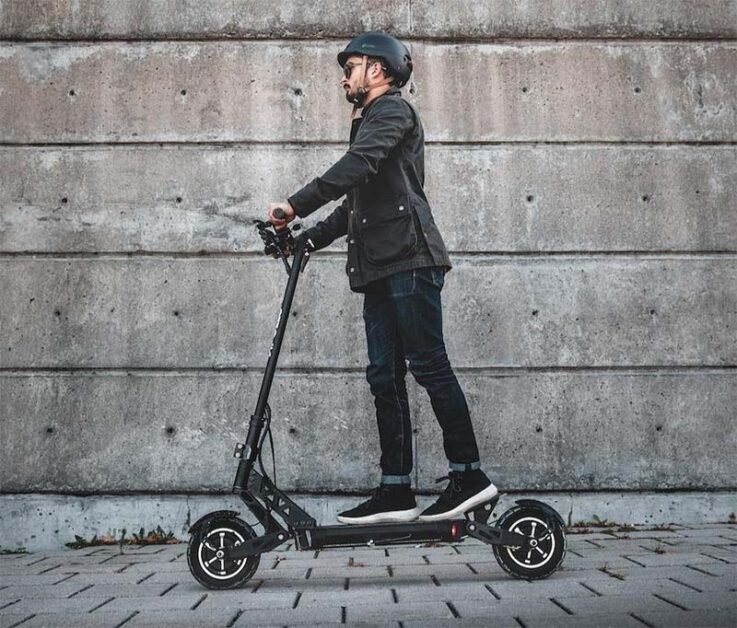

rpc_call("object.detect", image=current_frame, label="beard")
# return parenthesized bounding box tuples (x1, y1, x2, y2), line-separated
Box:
(344, 85, 366, 106)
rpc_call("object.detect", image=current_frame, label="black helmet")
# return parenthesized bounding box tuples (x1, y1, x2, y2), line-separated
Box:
(337, 32, 413, 88)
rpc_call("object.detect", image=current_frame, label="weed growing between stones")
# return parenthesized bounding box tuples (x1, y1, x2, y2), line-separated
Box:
(65, 526, 181, 550)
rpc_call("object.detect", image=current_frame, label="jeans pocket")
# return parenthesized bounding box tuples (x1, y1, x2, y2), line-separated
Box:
(430, 267, 445, 290)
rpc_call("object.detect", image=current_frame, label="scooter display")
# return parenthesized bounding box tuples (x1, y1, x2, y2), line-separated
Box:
(187, 214, 567, 589)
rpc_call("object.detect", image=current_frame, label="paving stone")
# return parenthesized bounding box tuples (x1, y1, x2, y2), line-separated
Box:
(393, 582, 495, 603)
(555, 593, 689, 615)
(677, 525, 736, 537)
(340, 554, 432, 566)
(402, 618, 520, 628)
(146, 571, 204, 584)
(572, 539, 651, 552)
(559, 554, 640, 570)
(563, 532, 627, 542)
(0, 583, 91, 599)
(59, 571, 157, 585)
(594, 564, 728, 581)
(580, 577, 698, 596)
(687, 562, 736, 577)
(72, 582, 183, 597)
(654, 590, 737, 611)
(0, 614, 33, 628)
(231, 604, 342, 625)
(115, 608, 237, 627)
(195, 589, 297, 610)
(306, 566, 391, 579)
(623, 552, 730, 567)
(102, 593, 204, 612)
(2, 595, 115, 615)
(667, 571, 737, 592)
(607, 530, 686, 539)
(633, 609, 737, 628)
(257, 554, 351, 566)
(389, 563, 481, 579)
(520, 612, 648, 627)
(485, 579, 598, 599)
(12, 611, 136, 628)
(0, 574, 76, 587)
(700, 548, 737, 563)
(347, 600, 455, 622)
(121, 561, 192, 572)
(452, 598, 571, 619)
(296, 587, 394, 606)
(551, 568, 618, 581)
(659, 535, 737, 547)
(254, 576, 347, 591)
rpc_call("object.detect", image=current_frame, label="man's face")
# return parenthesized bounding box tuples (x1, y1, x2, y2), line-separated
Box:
(340, 54, 366, 103)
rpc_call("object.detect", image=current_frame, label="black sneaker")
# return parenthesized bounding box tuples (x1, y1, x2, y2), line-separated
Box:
(337, 485, 421, 524)
(418, 470, 498, 521)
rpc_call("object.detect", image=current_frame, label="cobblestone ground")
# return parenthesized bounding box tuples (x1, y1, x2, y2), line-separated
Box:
(0, 524, 735, 627)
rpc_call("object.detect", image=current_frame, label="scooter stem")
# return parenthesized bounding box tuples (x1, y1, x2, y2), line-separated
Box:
(233, 242, 309, 491)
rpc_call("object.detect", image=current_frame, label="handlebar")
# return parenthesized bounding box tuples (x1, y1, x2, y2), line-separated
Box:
(254, 214, 311, 275)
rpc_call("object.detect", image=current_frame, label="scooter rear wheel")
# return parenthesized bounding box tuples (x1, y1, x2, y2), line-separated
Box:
(492, 505, 566, 580)
(187, 516, 260, 589)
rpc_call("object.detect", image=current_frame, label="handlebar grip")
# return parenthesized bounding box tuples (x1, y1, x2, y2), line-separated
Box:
(273, 207, 287, 220)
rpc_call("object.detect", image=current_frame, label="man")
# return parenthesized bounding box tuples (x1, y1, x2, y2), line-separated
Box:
(267, 32, 497, 524)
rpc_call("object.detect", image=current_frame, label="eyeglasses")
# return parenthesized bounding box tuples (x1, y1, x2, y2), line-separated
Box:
(342, 61, 388, 79)
(342, 63, 363, 79)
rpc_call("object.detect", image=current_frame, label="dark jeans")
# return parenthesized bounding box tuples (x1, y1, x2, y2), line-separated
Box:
(363, 267, 481, 484)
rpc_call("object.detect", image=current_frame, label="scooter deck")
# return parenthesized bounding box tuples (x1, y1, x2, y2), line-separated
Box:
(298, 519, 466, 550)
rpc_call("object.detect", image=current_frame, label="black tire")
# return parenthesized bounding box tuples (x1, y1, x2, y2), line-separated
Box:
(187, 516, 260, 589)
(492, 505, 566, 580)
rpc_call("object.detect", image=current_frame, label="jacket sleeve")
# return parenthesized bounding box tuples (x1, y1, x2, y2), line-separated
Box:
(288, 98, 414, 218)
(302, 198, 349, 251)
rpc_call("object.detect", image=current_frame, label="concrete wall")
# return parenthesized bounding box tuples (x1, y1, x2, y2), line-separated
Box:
(1, 2, 736, 503)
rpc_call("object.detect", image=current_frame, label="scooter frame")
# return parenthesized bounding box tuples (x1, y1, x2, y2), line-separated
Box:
(187, 219, 566, 587)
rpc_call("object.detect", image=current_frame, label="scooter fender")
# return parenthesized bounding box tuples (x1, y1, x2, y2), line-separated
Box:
(188, 510, 240, 535)
(514, 499, 565, 528)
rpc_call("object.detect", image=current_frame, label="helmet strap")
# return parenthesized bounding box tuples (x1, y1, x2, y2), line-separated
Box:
(350, 55, 394, 118)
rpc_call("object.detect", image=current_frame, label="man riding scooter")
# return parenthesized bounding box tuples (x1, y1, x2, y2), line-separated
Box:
(266, 32, 498, 524)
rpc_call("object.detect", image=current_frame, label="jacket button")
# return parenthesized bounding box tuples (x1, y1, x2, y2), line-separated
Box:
(361, 218, 367, 224)
(399, 205, 405, 211)
(350, 267, 355, 273)
(349, 239, 355, 244)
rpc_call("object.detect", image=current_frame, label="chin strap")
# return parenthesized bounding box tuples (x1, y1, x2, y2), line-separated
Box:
(350, 55, 394, 119)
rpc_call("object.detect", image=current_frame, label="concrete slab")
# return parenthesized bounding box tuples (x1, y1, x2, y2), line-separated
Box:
(0, 0, 410, 40)
(3, 145, 735, 255)
(411, 1, 737, 39)
(1, 42, 735, 143)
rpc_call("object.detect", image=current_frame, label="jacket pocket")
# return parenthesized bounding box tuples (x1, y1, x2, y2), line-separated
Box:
(359, 201, 417, 266)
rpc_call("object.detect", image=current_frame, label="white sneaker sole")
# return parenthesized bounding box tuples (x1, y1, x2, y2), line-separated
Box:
(418, 483, 499, 522)
(336, 507, 421, 525)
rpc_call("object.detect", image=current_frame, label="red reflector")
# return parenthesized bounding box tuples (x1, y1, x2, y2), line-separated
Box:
(451, 522, 459, 538)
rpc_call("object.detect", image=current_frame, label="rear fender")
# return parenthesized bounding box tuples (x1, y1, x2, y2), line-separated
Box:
(514, 500, 565, 527)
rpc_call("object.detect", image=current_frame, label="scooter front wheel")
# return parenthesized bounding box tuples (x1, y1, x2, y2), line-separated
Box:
(492, 505, 566, 580)
(187, 516, 260, 589)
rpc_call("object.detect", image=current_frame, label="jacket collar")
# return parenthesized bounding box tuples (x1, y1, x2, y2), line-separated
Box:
(362, 85, 402, 115)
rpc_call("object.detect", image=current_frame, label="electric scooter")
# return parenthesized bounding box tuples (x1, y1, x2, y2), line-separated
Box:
(187, 214, 567, 589)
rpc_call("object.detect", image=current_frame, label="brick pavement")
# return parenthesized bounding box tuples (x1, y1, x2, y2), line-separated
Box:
(0, 523, 734, 627)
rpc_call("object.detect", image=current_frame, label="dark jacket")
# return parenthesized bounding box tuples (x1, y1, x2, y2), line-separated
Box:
(288, 87, 451, 292)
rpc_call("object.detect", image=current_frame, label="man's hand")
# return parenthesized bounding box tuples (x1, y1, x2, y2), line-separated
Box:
(267, 202, 295, 229)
